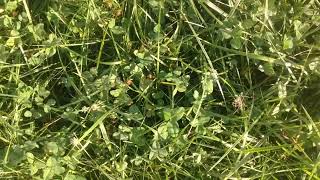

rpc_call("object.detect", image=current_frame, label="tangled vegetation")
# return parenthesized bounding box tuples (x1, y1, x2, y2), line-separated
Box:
(1, 0, 320, 179)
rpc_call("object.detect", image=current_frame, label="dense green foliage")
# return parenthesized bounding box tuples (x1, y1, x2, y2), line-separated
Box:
(1, 0, 320, 179)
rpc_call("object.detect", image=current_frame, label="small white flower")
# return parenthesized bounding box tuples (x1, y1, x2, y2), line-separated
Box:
(70, 136, 80, 146)
(80, 106, 90, 112)
(91, 101, 104, 111)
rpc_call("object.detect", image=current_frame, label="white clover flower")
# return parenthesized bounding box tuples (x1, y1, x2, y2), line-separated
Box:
(80, 106, 90, 113)
(91, 101, 104, 111)
(70, 136, 80, 147)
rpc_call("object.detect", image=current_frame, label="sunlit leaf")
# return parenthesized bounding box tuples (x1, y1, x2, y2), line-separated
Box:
(283, 35, 293, 49)
(24, 110, 32, 117)
(230, 37, 242, 49)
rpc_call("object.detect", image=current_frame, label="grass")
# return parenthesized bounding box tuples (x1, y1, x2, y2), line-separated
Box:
(1, 0, 320, 179)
